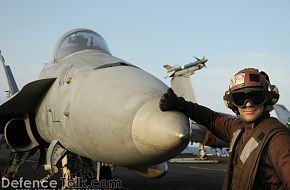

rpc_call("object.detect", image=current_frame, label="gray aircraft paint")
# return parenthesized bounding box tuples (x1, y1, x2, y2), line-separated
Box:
(0, 29, 190, 173)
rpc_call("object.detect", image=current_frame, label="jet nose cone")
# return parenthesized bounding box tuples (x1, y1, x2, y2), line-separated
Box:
(132, 98, 190, 163)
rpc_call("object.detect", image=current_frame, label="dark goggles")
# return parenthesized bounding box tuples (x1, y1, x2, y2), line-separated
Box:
(231, 90, 266, 107)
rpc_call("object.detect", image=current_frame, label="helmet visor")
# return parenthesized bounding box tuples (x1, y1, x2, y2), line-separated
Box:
(232, 90, 266, 107)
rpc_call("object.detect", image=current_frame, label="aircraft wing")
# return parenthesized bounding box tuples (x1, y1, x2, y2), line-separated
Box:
(0, 78, 56, 133)
(273, 104, 290, 125)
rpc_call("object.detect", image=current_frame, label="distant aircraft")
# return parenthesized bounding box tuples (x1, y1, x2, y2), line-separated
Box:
(163, 56, 207, 78)
(0, 28, 190, 186)
(273, 104, 290, 128)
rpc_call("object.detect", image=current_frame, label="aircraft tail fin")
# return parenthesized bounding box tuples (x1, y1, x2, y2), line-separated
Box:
(3, 65, 19, 95)
(1, 52, 19, 97)
(273, 104, 290, 125)
(170, 76, 197, 103)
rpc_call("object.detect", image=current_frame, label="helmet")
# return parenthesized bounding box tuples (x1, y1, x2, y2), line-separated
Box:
(223, 68, 279, 112)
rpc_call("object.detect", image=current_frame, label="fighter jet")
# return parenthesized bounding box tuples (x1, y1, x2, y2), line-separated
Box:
(163, 56, 207, 78)
(0, 28, 190, 182)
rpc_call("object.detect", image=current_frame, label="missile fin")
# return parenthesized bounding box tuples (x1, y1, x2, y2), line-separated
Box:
(163, 65, 174, 70)
(194, 56, 200, 61)
(165, 71, 175, 78)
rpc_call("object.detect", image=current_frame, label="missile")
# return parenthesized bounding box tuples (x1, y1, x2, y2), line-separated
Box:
(163, 56, 208, 78)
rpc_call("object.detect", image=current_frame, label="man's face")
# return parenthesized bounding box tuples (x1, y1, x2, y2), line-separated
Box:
(238, 101, 264, 123)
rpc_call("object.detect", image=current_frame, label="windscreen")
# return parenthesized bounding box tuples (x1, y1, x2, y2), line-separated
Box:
(54, 29, 111, 60)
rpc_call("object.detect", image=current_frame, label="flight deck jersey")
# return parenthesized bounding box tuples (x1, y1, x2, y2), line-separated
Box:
(181, 102, 290, 190)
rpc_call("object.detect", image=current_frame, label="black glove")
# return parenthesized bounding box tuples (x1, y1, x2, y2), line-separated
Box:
(159, 88, 186, 112)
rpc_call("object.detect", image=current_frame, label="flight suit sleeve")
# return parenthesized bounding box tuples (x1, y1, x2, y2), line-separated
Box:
(181, 101, 241, 143)
(268, 131, 290, 188)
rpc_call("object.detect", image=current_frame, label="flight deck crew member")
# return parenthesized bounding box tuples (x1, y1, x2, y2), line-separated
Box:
(159, 68, 290, 190)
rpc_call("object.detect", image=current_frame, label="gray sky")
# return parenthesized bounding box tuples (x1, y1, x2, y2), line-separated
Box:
(1, 0, 290, 114)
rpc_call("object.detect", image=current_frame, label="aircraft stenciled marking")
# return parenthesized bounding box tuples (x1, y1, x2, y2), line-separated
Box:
(58, 65, 73, 87)
(25, 159, 37, 163)
(189, 166, 227, 172)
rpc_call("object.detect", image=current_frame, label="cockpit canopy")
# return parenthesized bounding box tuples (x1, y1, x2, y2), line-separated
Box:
(54, 28, 111, 60)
